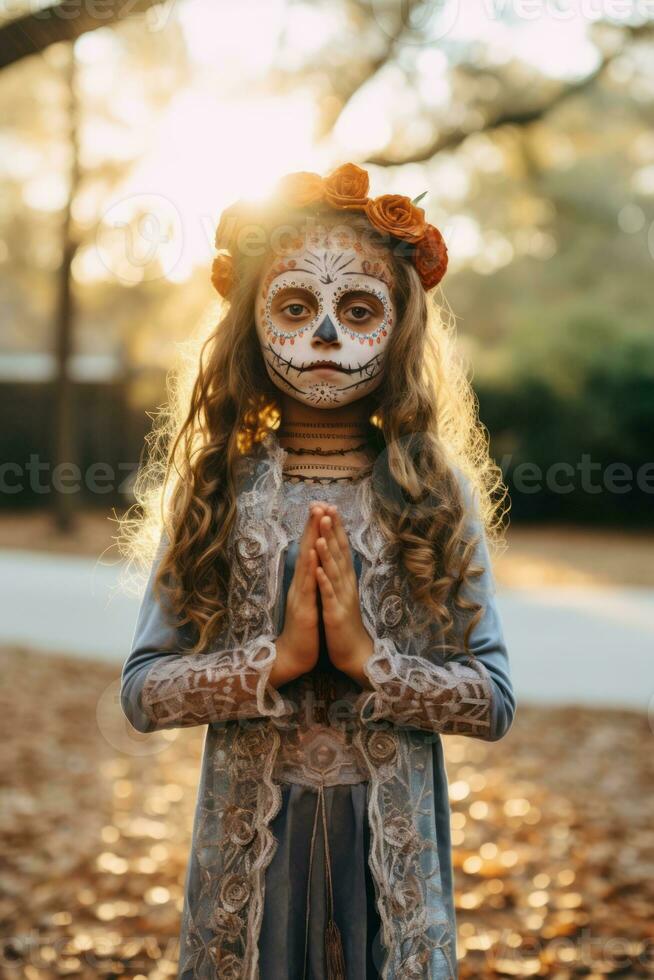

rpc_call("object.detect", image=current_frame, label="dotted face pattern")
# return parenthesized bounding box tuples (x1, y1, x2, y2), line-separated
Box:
(254, 244, 397, 407)
(262, 277, 393, 348)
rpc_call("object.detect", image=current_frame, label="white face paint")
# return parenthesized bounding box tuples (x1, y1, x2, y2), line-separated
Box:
(254, 227, 396, 408)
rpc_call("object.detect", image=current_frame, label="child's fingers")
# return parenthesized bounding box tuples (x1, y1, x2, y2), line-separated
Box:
(316, 563, 336, 604)
(293, 510, 320, 579)
(299, 547, 318, 594)
(295, 511, 313, 563)
(309, 501, 330, 522)
(316, 526, 342, 587)
(295, 514, 320, 591)
(308, 504, 328, 543)
(321, 510, 351, 575)
(330, 508, 352, 559)
(319, 514, 344, 571)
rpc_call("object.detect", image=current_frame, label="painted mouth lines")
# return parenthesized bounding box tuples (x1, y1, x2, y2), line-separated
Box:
(264, 344, 382, 378)
(265, 351, 382, 400)
(266, 357, 382, 397)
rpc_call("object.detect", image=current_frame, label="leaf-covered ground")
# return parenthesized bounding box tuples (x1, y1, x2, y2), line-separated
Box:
(1, 645, 652, 979)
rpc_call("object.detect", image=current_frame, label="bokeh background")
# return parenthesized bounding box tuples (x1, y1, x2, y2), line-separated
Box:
(1, 1, 653, 977)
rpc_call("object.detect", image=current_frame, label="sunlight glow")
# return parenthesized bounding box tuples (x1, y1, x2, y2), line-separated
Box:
(177, 0, 285, 71)
(31, 0, 617, 289)
(111, 89, 320, 282)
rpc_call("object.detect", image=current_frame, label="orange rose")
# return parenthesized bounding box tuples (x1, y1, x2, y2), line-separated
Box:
(365, 194, 427, 243)
(414, 225, 448, 289)
(323, 162, 369, 210)
(211, 252, 234, 298)
(275, 171, 324, 207)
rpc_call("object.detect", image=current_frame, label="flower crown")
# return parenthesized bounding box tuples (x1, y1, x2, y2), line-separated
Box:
(210, 162, 448, 299)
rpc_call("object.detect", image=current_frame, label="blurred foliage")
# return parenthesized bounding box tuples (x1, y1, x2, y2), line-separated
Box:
(0, 1, 653, 525)
(475, 319, 654, 524)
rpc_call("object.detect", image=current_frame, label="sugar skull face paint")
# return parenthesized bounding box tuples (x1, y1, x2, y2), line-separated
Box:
(254, 228, 396, 408)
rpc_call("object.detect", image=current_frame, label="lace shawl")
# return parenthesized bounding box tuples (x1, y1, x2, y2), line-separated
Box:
(125, 430, 514, 980)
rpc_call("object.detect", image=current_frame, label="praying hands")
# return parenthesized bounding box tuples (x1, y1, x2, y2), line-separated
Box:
(310, 502, 374, 691)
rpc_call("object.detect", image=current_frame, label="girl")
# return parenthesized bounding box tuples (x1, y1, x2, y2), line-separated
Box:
(119, 162, 516, 980)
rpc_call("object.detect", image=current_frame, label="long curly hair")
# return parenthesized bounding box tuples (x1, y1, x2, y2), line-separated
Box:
(115, 202, 509, 657)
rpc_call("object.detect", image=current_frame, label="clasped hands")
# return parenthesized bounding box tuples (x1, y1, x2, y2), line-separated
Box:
(271, 501, 374, 690)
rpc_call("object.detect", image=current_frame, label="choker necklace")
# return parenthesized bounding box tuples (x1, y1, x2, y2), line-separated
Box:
(278, 424, 368, 436)
(282, 459, 374, 483)
(277, 422, 373, 484)
(283, 442, 369, 456)
(279, 433, 367, 442)
(283, 473, 369, 485)
(278, 421, 369, 429)
(283, 462, 371, 474)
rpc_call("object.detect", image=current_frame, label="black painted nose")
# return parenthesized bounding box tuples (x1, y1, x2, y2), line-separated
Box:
(312, 314, 339, 344)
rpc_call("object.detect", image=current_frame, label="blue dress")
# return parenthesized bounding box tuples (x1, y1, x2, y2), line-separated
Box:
(258, 483, 383, 979)
(120, 458, 516, 978)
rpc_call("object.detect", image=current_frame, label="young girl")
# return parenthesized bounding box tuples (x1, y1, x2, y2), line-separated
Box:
(120, 163, 516, 980)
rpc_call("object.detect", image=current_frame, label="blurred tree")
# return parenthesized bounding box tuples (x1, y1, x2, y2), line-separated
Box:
(265, 7, 653, 164)
(0, 10, 190, 522)
(0, 0, 165, 69)
(1, 0, 653, 526)
(53, 43, 78, 532)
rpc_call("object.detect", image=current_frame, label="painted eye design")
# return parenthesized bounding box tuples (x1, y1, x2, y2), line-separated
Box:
(340, 300, 379, 328)
(281, 301, 311, 319)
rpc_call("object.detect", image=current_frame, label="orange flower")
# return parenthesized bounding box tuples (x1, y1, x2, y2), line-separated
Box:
(365, 194, 427, 243)
(323, 162, 369, 210)
(414, 225, 448, 289)
(275, 171, 324, 207)
(211, 252, 234, 298)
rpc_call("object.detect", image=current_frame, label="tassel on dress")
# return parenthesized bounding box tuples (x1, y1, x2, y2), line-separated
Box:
(303, 780, 347, 980)
(319, 782, 346, 980)
(325, 915, 346, 979)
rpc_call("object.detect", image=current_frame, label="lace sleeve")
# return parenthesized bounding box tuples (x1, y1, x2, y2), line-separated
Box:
(356, 500, 516, 743)
(120, 536, 293, 734)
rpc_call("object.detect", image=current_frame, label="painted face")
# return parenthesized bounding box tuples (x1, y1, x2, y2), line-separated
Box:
(254, 226, 396, 408)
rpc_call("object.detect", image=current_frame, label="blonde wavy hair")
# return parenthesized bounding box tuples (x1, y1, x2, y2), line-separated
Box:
(115, 203, 509, 657)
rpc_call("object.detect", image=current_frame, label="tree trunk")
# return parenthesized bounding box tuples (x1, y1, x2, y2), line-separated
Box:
(53, 43, 80, 533)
